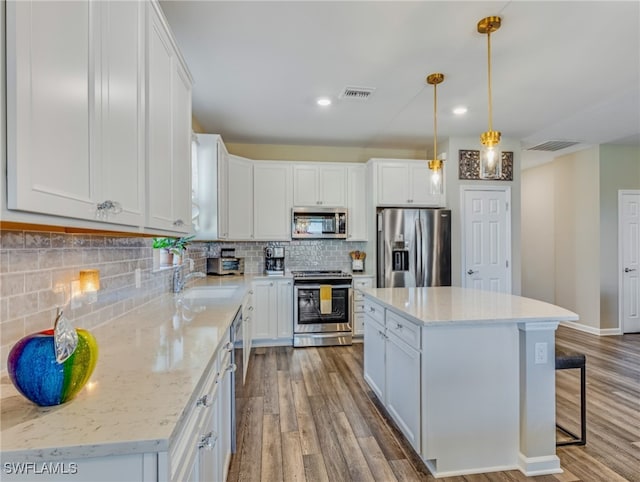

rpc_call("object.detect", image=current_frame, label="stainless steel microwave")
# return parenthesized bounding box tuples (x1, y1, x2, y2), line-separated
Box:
(292, 207, 347, 239)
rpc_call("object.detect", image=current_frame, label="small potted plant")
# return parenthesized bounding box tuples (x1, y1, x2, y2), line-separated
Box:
(169, 235, 195, 266)
(152, 237, 173, 266)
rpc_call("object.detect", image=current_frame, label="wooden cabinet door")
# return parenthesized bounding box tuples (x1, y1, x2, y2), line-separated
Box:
(293, 165, 319, 206)
(276, 279, 294, 339)
(254, 162, 292, 240)
(98, 1, 145, 226)
(227, 155, 253, 240)
(146, 4, 192, 233)
(363, 316, 385, 400)
(385, 331, 421, 452)
(6, 1, 96, 219)
(146, 6, 175, 230)
(318, 165, 346, 207)
(252, 281, 277, 339)
(347, 165, 367, 240)
(376, 162, 410, 205)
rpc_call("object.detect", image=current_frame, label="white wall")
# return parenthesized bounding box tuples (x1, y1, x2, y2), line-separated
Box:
(598, 145, 640, 329)
(522, 144, 640, 332)
(521, 162, 555, 303)
(554, 148, 601, 329)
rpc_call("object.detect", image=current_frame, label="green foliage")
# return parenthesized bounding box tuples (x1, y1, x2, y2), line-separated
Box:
(152, 237, 172, 249)
(169, 235, 196, 255)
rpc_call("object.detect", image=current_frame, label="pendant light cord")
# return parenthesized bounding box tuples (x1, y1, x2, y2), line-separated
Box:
(487, 30, 493, 133)
(433, 81, 438, 161)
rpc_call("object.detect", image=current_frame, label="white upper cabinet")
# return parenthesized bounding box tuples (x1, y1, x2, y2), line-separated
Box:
(6, 0, 191, 231)
(6, 1, 145, 226)
(146, 2, 192, 233)
(373, 159, 445, 207)
(226, 155, 254, 240)
(293, 164, 347, 207)
(253, 162, 293, 241)
(347, 164, 367, 241)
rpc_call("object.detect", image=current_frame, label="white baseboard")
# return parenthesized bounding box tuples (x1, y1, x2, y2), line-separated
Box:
(560, 321, 622, 336)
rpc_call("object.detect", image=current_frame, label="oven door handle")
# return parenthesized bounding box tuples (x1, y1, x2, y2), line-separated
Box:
(294, 284, 352, 290)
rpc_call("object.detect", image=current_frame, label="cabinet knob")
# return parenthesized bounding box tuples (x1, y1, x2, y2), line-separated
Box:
(198, 431, 218, 450)
(396, 323, 403, 330)
(173, 219, 185, 227)
(95, 200, 122, 219)
(226, 363, 237, 373)
(196, 394, 211, 407)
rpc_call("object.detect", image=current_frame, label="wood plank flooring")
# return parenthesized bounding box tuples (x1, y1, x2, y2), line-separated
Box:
(227, 326, 640, 482)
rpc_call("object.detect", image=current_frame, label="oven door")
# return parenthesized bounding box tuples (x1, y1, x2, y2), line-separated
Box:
(293, 282, 352, 334)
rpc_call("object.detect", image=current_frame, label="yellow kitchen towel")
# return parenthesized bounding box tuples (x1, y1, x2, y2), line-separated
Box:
(320, 285, 332, 314)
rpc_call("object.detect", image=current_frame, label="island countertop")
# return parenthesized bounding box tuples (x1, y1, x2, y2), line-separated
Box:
(0, 275, 258, 462)
(361, 286, 579, 326)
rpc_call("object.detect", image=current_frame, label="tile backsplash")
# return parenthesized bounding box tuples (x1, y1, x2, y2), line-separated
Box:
(0, 230, 207, 373)
(0, 229, 366, 372)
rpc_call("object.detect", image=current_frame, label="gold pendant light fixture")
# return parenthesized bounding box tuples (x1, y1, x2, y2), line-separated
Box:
(477, 16, 502, 179)
(426, 72, 445, 195)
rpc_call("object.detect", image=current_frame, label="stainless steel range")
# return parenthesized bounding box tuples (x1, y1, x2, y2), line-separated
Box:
(292, 270, 353, 347)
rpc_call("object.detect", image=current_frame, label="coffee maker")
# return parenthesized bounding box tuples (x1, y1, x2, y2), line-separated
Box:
(264, 247, 285, 276)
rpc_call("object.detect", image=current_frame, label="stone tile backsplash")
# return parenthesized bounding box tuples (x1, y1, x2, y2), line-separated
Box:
(0, 229, 366, 373)
(207, 239, 367, 274)
(0, 230, 207, 373)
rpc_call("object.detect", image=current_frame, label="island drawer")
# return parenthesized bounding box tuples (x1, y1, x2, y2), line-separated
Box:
(363, 298, 385, 325)
(386, 310, 421, 350)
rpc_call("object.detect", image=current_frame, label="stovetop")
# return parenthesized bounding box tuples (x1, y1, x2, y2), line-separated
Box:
(291, 270, 352, 279)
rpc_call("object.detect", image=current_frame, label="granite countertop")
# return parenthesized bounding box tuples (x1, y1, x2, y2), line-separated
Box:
(0, 275, 254, 462)
(362, 286, 579, 326)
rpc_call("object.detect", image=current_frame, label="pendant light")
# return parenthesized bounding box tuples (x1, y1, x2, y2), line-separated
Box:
(426, 73, 445, 195)
(477, 16, 502, 179)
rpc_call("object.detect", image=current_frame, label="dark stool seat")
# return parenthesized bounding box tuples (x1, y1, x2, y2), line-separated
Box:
(555, 350, 586, 446)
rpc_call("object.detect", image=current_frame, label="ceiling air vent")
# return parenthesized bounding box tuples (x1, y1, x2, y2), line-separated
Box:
(339, 86, 376, 101)
(527, 140, 581, 152)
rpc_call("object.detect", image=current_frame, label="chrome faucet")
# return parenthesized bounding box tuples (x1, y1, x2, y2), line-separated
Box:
(173, 269, 206, 293)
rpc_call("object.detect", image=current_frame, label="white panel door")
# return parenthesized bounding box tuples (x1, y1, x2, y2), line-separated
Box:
(227, 155, 253, 240)
(620, 191, 640, 333)
(253, 162, 292, 240)
(462, 187, 511, 293)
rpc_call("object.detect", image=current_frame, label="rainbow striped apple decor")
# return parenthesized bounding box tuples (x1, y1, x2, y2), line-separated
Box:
(7, 328, 98, 407)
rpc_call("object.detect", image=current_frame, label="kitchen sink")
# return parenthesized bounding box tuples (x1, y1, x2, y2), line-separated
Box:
(181, 286, 240, 300)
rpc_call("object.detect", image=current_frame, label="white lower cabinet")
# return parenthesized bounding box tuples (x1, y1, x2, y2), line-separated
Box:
(252, 279, 293, 344)
(352, 276, 374, 337)
(242, 288, 254, 384)
(363, 297, 421, 453)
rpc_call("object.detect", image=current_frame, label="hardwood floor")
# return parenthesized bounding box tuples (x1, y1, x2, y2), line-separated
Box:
(227, 326, 640, 482)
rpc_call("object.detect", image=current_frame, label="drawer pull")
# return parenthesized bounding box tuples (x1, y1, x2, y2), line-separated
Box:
(396, 323, 403, 330)
(198, 431, 218, 450)
(226, 363, 237, 373)
(224, 341, 233, 351)
(196, 394, 210, 407)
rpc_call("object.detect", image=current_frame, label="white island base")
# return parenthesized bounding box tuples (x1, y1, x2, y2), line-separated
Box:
(361, 287, 579, 478)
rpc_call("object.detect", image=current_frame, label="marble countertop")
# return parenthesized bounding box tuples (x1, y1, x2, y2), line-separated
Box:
(362, 287, 579, 326)
(0, 275, 254, 462)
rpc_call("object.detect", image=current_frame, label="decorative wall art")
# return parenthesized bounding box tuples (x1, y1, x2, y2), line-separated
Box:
(458, 150, 513, 181)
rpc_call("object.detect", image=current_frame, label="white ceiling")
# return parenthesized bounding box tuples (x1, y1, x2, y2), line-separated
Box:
(160, 1, 640, 169)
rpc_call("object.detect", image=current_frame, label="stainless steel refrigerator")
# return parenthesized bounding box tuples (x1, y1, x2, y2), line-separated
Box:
(377, 208, 451, 288)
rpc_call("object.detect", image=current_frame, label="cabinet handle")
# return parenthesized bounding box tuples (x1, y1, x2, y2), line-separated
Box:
(625, 267, 637, 272)
(396, 323, 403, 330)
(95, 200, 122, 219)
(226, 363, 237, 373)
(224, 341, 233, 351)
(467, 269, 477, 275)
(249, 290, 254, 294)
(198, 431, 218, 450)
(368, 306, 375, 312)
(173, 219, 185, 227)
(248, 306, 254, 311)
(196, 394, 211, 407)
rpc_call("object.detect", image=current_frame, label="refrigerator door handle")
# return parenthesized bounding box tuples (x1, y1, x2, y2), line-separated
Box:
(415, 217, 423, 286)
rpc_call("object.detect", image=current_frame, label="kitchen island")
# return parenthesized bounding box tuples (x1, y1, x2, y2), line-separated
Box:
(360, 286, 579, 478)
(0, 275, 253, 482)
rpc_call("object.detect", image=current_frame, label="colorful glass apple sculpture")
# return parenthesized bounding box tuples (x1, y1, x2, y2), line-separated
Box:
(7, 309, 98, 407)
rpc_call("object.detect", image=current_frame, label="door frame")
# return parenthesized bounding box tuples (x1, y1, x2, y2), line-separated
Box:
(460, 185, 512, 292)
(618, 189, 640, 333)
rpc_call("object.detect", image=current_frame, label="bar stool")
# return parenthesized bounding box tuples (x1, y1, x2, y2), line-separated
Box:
(555, 350, 587, 446)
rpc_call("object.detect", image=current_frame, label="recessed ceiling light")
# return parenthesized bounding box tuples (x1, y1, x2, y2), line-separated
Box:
(317, 98, 332, 107)
(453, 106, 468, 115)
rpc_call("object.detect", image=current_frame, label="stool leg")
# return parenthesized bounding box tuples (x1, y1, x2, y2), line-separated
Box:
(579, 365, 586, 444)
